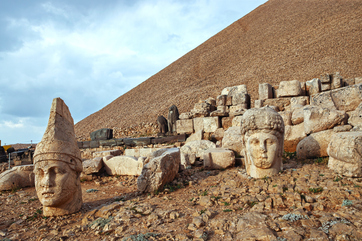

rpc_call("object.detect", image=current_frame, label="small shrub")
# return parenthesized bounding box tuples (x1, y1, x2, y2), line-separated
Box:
(86, 188, 98, 193)
(247, 201, 258, 207)
(282, 213, 309, 222)
(200, 190, 208, 196)
(211, 195, 221, 200)
(333, 176, 342, 182)
(200, 209, 207, 215)
(222, 202, 230, 206)
(342, 199, 353, 207)
(223, 209, 233, 212)
(309, 187, 323, 193)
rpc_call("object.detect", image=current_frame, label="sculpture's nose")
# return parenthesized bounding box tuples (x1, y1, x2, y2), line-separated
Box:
(260, 140, 267, 152)
(41, 172, 52, 187)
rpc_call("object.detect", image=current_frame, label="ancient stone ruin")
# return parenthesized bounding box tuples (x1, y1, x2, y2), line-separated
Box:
(33, 97, 83, 217)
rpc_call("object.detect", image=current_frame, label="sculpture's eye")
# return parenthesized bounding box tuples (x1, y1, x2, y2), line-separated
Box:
(34, 169, 44, 176)
(250, 139, 259, 145)
(266, 139, 275, 145)
(54, 167, 66, 174)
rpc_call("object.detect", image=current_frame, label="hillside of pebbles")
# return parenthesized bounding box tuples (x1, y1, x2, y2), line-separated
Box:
(1, 158, 362, 240)
(75, 0, 362, 140)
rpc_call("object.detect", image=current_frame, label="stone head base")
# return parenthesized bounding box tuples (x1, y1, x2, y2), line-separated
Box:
(42, 185, 82, 217)
(246, 161, 282, 179)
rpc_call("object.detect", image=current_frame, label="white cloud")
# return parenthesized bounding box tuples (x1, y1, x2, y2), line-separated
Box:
(0, 0, 267, 144)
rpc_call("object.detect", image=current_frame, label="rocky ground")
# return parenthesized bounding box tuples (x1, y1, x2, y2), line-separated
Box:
(1, 157, 362, 241)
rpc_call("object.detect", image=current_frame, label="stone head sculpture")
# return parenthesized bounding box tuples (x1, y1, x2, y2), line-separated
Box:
(33, 98, 83, 216)
(241, 107, 284, 178)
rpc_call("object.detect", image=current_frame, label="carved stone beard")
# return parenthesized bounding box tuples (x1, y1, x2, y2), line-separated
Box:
(34, 160, 82, 216)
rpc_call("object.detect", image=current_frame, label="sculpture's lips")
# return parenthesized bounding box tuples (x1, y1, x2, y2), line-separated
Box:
(42, 191, 55, 198)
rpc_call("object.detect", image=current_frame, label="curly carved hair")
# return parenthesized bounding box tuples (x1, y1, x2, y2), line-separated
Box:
(240, 107, 284, 136)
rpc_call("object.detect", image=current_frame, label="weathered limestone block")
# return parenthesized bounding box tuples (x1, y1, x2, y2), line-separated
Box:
(277, 80, 303, 97)
(193, 118, 204, 132)
(343, 78, 355, 87)
(193, 117, 220, 133)
(333, 125, 353, 132)
(226, 95, 232, 106)
(216, 95, 227, 106)
(222, 126, 243, 154)
(229, 105, 246, 117)
(262, 98, 291, 111)
(291, 106, 305, 125)
(137, 148, 180, 192)
(205, 97, 216, 107)
(232, 116, 243, 127)
(348, 102, 362, 127)
(222, 117, 233, 129)
(180, 140, 216, 169)
(321, 83, 331, 92)
(191, 103, 210, 117)
(232, 93, 250, 108)
(140, 148, 158, 158)
(204, 117, 220, 132)
(210, 106, 228, 117)
(310, 84, 362, 112)
(259, 83, 273, 100)
(217, 105, 227, 112)
(255, 99, 263, 108)
(186, 130, 203, 143)
(241, 107, 284, 178)
(176, 119, 194, 134)
(103, 156, 143, 176)
(0, 165, 34, 191)
(331, 72, 343, 89)
(82, 157, 103, 175)
(225, 85, 248, 96)
(327, 132, 362, 177)
(203, 148, 235, 169)
(355, 77, 362, 85)
(33, 98, 82, 217)
(279, 111, 292, 126)
(284, 123, 306, 153)
(211, 128, 224, 141)
(303, 106, 348, 134)
(306, 78, 321, 96)
(124, 148, 140, 157)
(179, 112, 193, 120)
(93, 149, 121, 158)
(320, 73, 331, 84)
(296, 130, 333, 159)
(291, 96, 309, 107)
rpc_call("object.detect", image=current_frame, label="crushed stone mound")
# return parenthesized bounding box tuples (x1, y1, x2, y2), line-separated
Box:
(75, 0, 362, 140)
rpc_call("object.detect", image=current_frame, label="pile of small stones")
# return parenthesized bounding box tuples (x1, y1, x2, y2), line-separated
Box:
(1, 159, 362, 240)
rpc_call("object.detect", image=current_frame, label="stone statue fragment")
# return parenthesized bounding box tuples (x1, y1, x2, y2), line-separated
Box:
(168, 105, 179, 134)
(33, 97, 83, 216)
(157, 115, 168, 135)
(241, 107, 285, 178)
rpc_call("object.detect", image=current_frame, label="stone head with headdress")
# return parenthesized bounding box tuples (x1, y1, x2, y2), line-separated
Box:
(240, 107, 285, 178)
(33, 98, 83, 216)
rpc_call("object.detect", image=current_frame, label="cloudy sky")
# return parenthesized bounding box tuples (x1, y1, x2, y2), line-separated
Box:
(0, 0, 267, 145)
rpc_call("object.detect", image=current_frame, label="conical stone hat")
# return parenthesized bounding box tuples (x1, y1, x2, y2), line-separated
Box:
(34, 98, 82, 172)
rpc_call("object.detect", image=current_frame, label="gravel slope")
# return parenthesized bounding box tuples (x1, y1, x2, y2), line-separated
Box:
(75, 0, 362, 140)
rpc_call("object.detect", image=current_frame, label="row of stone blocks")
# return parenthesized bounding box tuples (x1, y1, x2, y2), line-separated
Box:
(77, 134, 187, 149)
(258, 73, 362, 101)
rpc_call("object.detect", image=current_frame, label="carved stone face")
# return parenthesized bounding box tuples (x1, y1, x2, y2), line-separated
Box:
(246, 132, 279, 169)
(34, 160, 77, 208)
